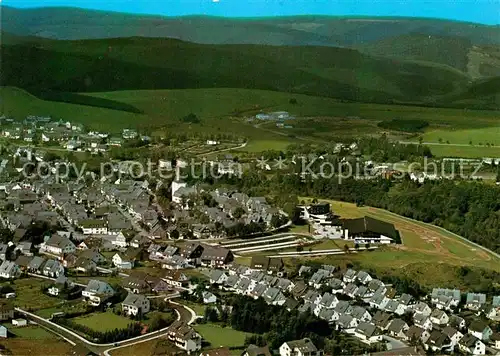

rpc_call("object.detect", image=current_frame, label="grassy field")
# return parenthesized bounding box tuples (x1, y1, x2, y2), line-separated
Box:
(194, 323, 251, 348)
(420, 127, 500, 146)
(72, 311, 134, 332)
(425, 144, 500, 158)
(296, 198, 500, 285)
(1, 325, 74, 356)
(4, 86, 500, 147)
(1, 278, 61, 311)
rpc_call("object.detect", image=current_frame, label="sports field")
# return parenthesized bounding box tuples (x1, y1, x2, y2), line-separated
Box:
(301, 198, 500, 273)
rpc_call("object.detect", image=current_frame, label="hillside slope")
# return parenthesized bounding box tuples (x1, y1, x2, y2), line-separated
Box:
(1, 35, 471, 106)
(355, 34, 472, 72)
(3, 6, 500, 46)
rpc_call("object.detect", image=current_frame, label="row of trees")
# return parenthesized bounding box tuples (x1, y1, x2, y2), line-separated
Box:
(222, 295, 382, 354)
(54, 317, 142, 343)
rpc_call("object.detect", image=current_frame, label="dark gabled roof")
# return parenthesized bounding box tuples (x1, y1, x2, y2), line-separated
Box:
(468, 320, 490, 332)
(460, 334, 480, 348)
(244, 344, 272, 356)
(342, 216, 397, 239)
(427, 330, 450, 347)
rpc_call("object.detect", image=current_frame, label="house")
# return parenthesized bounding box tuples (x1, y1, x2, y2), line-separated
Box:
(328, 278, 344, 294)
(431, 288, 461, 310)
(385, 300, 406, 316)
(279, 338, 323, 356)
(202, 291, 217, 304)
(0, 261, 21, 279)
(166, 321, 202, 353)
(468, 320, 493, 341)
(250, 256, 284, 274)
(80, 219, 108, 235)
(336, 314, 358, 330)
(42, 259, 64, 278)
(48, 275, 74, 297)
(356, 270, 372, 285)
(350, 306, 371, 323)
(242, 344, 272, 356)
(163, 270, 190, 288)
(343, 269, 357, 283)
(40, 235, 76, 256)
(442, 326, 463, 347)
(199, 245, 233, 268)
(0, 301, 14, 321)
(424, 330, 453, 353)
(430, 309, 449, 326)
(122, 293, 150, 316)
(27, 256, 45, 274)
(405, 326, 430, 344)
(12, 319, 27, 327)
(369, 290, 390, 310)
(354, 322, 380, 343)
(82, 279, 115, 306)
(341, 216, 397, 244)
(179, 243, 204, 261)
(491, 333, 500, 350)
(0, 325, 7, 338)
(458, 334, 486, 355)
(112, 248, 143, 269)
(0, 244, 8, 261)
(199, 347, 231, 356)
(209, 270, 229, 285)
(450, 314, 467, 330)
(466, 293, 487, 311)
(372, 311, 391, 331)
(14, 241, 32, 256)
(412, 301, 432, 316)
(413, 313, 433, 331)
(73, 257, 97, 273)
(387, 319, 409, 339)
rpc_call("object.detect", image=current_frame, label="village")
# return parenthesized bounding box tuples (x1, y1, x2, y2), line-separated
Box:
(0, 116, 499, 356)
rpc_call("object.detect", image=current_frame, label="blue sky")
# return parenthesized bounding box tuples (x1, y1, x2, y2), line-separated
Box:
(4, 0, 500, 25)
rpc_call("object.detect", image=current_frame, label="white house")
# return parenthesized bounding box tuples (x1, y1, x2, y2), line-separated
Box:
(82, 279, 115, 306)
(430, 309, 449, 326)
(40, 235, 76, 256)
(12, 319, 27, 327)
(459, 334, 486, 355)
(121, 293, 150, 316)
(279, 338, 322, 356)
(0, 261, 21, 279)
(80, 219, 108, 235)
(112, 253, 134, 270)
(166, 321, 202, 353)
(202, 291, 217, 304)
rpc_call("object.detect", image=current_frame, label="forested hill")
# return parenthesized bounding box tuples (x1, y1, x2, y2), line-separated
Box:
(3, 6, 500, 46)
(5, 34, 499, 109)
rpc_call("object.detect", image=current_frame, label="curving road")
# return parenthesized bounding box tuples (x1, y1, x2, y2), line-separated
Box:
(16, 301, 195, 356)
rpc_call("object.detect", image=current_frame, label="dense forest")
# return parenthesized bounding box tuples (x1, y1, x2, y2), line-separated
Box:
(200, 171, 500, 254)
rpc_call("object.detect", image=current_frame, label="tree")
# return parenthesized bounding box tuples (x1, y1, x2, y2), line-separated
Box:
(233, 207, 246, 219)
(170, 229, 180, 240)
(343, 244, 350, 254)
(289, 98, 298, 105)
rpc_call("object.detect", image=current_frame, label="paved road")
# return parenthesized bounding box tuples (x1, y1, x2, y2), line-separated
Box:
(16, 301, 194, 356)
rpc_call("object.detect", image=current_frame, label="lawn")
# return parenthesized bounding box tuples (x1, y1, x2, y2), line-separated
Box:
(2, 278, 61, 311)
(176, 301, 206, 316)
(72, 311, 134, 332)
(299, 198, 500, 273)
(424, 144, 500, 158)
(5, 86, 500, 145)
(239, 139, 293, 153)
(419, 127, 500, 146)
(2, 324, 53, 339)
(194, 323, 251, 348)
